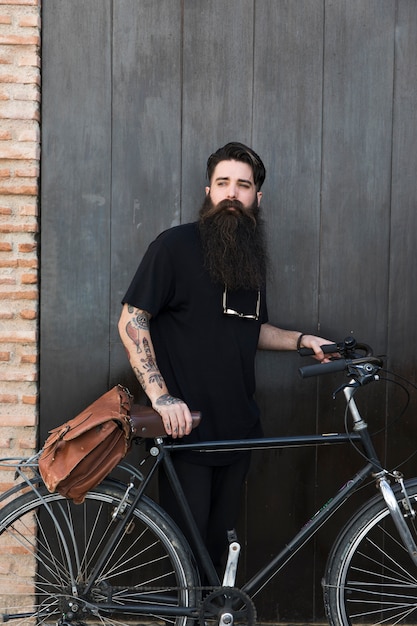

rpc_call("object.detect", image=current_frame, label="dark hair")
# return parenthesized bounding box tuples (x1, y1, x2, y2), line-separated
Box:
(206, 142, 266, 191)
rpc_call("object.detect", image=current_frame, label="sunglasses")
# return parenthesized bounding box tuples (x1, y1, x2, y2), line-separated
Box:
(222, 287, 260, 320)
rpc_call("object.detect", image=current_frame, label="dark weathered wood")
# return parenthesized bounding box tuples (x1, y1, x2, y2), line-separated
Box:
(319, 0, 394, 342)
(109, 0, 183, 394)
(315, 1, 396, 618)
(318, 0, 396, 459)
(386, 0, 417, 477)
(250, 1, 325, 617)
(40, 0, 112, 440)
(40, 0, 417, 621)
(253, 0, 324, 328)
(181, 0, 255, 222)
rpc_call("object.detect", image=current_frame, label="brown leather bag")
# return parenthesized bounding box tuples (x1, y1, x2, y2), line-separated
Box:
(39, 385, 134, 504)
(39, 385, 202, 504)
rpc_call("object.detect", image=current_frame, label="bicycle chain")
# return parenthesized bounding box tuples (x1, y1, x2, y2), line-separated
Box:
(111, 584, 223, 592)
(91, 585, 256, 625)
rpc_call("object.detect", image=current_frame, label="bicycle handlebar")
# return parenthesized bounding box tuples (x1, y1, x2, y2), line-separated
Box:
(298, 343, 339, 357)
(298, 337, 383, 380)
(299, 358, 348, 378)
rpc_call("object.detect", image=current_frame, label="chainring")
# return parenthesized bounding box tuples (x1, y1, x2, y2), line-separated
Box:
(199, 587, 257, 626)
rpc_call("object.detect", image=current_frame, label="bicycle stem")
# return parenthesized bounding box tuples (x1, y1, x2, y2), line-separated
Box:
(344, 383, 382, 471)
(343, 385, 363, 426)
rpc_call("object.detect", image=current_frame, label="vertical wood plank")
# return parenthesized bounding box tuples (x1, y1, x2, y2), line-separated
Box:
(253, 0, 324, 329)
(316, 0, 396, 618)
(387, 0, 417, 475)
(389, 0, 417, 375)
(109, 0, 183, 391)
(40, 0, 112, 439)
(250, 1, 325, 618)
(181, 0, 255, 222)
(320, 0, 395, 343)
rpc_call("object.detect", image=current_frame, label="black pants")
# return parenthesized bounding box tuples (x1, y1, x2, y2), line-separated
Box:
(158, 452, 251, 573)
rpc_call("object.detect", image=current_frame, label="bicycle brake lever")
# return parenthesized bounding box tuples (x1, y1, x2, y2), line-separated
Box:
(332, 362, 381, 398)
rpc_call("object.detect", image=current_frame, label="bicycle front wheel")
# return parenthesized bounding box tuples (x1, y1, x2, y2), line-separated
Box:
(324, 477, 417, 626)
(0, 480, 200, 626)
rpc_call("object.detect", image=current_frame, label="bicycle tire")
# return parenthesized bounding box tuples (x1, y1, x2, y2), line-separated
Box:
(323, 477, 417, 626)
(0, 480, 200, 626)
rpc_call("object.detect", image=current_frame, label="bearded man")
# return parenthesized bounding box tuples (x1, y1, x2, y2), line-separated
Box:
(118, 142, 333, 572)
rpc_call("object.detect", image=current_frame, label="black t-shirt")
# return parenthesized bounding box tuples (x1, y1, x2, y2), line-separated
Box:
(122, 222, 268, 463)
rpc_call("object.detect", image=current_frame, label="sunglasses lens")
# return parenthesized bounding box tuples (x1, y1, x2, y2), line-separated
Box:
(223, 288, 260, 320)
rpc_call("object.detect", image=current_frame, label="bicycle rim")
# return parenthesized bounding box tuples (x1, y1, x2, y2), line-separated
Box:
(324, 478, 417, 626)
(0, 481, 199, 626)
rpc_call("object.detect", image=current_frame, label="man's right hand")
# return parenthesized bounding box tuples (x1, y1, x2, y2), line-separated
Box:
(153, 394, 194, 439)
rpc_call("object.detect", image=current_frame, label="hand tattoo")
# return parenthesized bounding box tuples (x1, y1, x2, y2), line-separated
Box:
(156, 394, 184, 407)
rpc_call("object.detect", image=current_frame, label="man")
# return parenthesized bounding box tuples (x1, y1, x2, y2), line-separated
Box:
(118, 142, 333, 571)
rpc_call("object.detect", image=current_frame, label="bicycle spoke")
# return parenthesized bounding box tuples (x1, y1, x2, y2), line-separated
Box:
(325, 481, 417, 625)
(0, 484, 199, 626)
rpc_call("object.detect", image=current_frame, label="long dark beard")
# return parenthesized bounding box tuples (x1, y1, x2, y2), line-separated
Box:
(198, 195, 268, 290)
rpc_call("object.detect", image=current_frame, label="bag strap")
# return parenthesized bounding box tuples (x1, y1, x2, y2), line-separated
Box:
(44, 385, 133, 445)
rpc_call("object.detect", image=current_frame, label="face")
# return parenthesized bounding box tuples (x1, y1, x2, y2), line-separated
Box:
(205, 159, 262, 211)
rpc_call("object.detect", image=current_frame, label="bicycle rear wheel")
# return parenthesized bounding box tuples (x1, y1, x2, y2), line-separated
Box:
(324, 477, 417, 626)
(0, 480, 200, 626)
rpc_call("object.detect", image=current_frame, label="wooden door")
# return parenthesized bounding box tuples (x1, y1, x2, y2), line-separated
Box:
(41, 1, 417, 620)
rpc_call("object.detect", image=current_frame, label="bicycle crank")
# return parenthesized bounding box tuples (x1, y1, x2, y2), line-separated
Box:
(199, 587, 256, 626)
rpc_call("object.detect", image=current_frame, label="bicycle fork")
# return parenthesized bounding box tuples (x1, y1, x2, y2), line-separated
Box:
(376, 473, 417, 565)
(345, 384, 417, 567)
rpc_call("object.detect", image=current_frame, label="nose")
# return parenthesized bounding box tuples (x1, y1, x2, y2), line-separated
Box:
(227, 184, 237, 199)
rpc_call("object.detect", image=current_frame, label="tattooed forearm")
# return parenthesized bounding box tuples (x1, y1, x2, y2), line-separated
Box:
(140, 337, 164, 388)
(130, 306, 150, 330)
(120, 304, 167, 398)
(133, 367, 146, 390)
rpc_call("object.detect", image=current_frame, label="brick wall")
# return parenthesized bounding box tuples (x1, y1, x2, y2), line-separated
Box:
(0, 0, 41, 490)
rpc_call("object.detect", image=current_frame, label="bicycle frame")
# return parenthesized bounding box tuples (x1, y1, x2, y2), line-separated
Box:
(133, 377, 417, 601)
(5, 374, 417, 622)
(162, 433, 373, 598)
(5, 342, 417, 626)
(67, 372, 417, 616)
(73, 428, 374, 619)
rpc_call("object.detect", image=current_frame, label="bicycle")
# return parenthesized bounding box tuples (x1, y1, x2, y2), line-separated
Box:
(1, 337, 417, 626)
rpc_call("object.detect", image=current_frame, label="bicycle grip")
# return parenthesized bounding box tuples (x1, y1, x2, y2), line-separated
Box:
(299, 358, 347, 378)
(298, 343, 339, 357)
